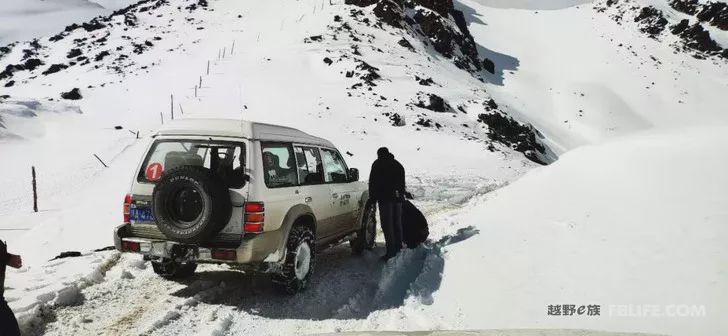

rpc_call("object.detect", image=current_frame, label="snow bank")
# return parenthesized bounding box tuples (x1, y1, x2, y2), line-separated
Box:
(413, 125, 728, 336)
(6, 250, 121, 335)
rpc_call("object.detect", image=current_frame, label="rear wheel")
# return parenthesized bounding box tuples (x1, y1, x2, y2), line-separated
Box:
(351, 202, 376, 255)
(152, 259, 197, 279)
(272, 225, 315, 294)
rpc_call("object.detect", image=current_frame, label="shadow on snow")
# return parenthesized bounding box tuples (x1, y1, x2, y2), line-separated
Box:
(168, 226, 480, 321)
(456, 0, 521, 86)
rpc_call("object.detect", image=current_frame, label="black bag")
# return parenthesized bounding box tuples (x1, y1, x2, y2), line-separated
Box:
(402, 200, 429, 248)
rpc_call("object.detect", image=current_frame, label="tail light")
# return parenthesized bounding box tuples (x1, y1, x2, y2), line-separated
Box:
(123, 194, 132, 223)
(244, 202, 264, 233)
(121, 240, 140, 252)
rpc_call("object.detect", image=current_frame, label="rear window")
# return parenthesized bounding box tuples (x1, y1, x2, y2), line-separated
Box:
(137, 140, 246, 188)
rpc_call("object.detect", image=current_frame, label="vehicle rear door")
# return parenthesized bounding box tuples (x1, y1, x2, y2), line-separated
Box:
(292, 145, 337, 239)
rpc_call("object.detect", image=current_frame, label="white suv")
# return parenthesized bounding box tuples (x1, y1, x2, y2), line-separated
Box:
(114, 119, 376, 293)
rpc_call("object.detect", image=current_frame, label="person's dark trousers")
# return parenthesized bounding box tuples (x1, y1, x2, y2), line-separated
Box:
(378, 200, 403, 257)
(0, 297, 20, 336)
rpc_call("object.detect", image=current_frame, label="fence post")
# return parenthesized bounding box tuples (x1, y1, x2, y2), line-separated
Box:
(170, 94, 174, 120)
(93, 154, 108, 168)
(231, 40, 235, 55)
(207, 60, 210, 75)
(160, 111, 164, 124)
(32, 166, 38, 213)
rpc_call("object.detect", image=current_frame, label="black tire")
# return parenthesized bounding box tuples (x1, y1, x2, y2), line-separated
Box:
(152, 165, 232, 244)
(272, 224, 315, 294)
(350, 202, 376, 255)
(152, 259, 197, 279)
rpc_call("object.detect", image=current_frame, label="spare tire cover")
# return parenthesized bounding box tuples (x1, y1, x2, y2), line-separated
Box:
(152, 165, 232, 244)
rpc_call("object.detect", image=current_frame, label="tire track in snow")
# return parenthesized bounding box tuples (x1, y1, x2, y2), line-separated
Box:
(36, 176, 499, 336)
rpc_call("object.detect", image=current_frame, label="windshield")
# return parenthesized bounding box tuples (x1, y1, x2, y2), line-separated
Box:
(137, 139, 246, 188)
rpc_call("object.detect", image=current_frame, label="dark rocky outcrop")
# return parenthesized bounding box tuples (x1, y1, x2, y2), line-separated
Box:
(415, 93, 449, 112)
(42, 63, 69, 75)
(0, 58, 44, 80)
(67, 48, 83, 59)
(672, 19, 690, 34)
(415, 76, 435, 86)
(477, 112, 545, 161)
(346, 0, 483, 72)
(356, 60, 381, 84)
(94, 51, 111, 62)
(373, 0, 404, 28)
(670, 0, 728, 30)
(696, 1, 728, 30)
(61, 88, 82, 100)
(398, 38, 415, 51)
(670, 0, 700, 15)
(634, 7, 668, 37)
(673, 22, 722, 53)
(388, 112, 406, 126)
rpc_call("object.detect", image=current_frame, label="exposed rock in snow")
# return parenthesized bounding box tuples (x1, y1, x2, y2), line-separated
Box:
(477, 111, 545, 161)
(634, 6, 668, 37)
(414, 92, 450, 112)
(61, 88, 83, 100)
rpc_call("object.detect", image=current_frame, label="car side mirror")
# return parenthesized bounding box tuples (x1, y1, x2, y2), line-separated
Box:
(348, 168, 359, 182)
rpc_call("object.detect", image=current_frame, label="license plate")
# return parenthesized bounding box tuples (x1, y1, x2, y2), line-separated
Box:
(198, 248, 211, 260)
(130, 206, 154, 223)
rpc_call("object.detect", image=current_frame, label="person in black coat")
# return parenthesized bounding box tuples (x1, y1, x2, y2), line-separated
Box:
(0, 240, 22, 336)
(369, 147, 406, 261)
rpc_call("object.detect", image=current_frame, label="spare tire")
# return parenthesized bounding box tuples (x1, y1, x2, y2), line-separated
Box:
(152, 165, 232, 244)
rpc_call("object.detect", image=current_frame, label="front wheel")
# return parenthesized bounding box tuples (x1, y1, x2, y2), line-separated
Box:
(350, 202, 376, 255)
(152, 259, 197, 279)
(272, 225, 315, 294)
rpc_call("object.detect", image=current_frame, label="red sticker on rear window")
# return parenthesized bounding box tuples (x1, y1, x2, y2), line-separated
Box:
(145, 163, 163, 181)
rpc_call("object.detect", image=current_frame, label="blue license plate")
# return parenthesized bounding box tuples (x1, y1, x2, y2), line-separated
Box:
(130, 206, 154, 222)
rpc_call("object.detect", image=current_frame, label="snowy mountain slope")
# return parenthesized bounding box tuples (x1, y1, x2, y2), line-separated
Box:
(459, 0, 728, 153)
(0, 0, 141, 46)
(0, 0, 539, 220)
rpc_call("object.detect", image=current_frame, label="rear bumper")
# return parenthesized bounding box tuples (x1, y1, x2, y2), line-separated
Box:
(113, 224, 284, 264)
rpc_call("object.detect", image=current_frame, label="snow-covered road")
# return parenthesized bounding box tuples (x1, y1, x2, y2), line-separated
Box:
(21, 176, 494, 336)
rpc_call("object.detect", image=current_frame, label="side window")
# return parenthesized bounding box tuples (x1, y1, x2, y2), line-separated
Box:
(294, 146, 324, 185)
(261, 143, 297, 188)
(321, 148, 349, 183)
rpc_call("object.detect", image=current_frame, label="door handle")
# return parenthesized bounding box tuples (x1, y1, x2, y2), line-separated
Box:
(332, 193, 339, 199)
(305, 197, 312, 203)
